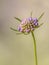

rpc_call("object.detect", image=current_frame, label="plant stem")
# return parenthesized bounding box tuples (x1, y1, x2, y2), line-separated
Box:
(31, 31, 38, 65)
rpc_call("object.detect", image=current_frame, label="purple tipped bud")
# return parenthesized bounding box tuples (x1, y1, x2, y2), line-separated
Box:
(35, 22, 38, 26)
(18, 25, 22, 32)
(25, 29, 30, 33)
(33, 18, 38, 26)
(27, 17, 33, 23)
(33, 18, 38, 22)
(28, 17, 33, 21)
(21, 18, 27, 25)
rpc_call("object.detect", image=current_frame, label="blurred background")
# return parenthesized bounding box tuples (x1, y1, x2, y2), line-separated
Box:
(0, 0, 49, 65)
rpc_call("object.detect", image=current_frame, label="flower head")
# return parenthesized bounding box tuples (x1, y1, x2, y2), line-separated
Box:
(10, 12, 44, 35)
(18, 17, 38, 33)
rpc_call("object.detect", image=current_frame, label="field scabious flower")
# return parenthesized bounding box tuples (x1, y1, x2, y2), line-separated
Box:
(10, 12, 44, 65)
(10, 12, 44, 35)
(18, 17, 38, 33)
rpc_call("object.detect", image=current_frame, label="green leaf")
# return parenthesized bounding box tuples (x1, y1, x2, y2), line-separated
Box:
(38, 12, 44, 21)
(14, 17, 21, 22)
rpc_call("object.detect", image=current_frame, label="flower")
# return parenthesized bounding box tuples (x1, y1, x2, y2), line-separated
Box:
(10, 12, 44, 35)
(18, 17, 38, 33)
(10, 12, 44, 65)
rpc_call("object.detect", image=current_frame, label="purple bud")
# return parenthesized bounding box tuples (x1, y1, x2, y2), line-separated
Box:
(28, 17, 33, 21)
(33, 18, 38, 26)
(31, 26, 34, 31)
(27, 17, 33, 23)
(33, 18, 38, 22)
(18, 26, 22, 32)
(35, 22, 38, 26)
(25, 29, 30, 33)
(21, 18, 27, 24)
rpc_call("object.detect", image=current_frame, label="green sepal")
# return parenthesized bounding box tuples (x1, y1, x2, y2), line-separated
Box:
(30, 11, 32, 17)
(23, 32, 30, 35)
(10, 27, 29, 35)
(10, 27, 23, 34)
(10, 27, 19, 32)
(38, 12, 44, 21)
(14, 17, 21, 22)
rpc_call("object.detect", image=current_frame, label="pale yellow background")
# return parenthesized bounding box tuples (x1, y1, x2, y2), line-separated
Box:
(0, 0, 49, 65)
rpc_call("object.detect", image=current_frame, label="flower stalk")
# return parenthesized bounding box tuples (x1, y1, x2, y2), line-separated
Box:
(31, 31, 38, 65)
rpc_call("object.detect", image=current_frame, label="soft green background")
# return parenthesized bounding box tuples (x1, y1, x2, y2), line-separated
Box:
(0, 0, 49, 65)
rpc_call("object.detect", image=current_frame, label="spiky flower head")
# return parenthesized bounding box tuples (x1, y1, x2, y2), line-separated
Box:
(10, 12, 44, 35)
(18, 17, 38, 33)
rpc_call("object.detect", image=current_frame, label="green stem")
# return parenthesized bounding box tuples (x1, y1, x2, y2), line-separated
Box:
(31, 31, 38, 65)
